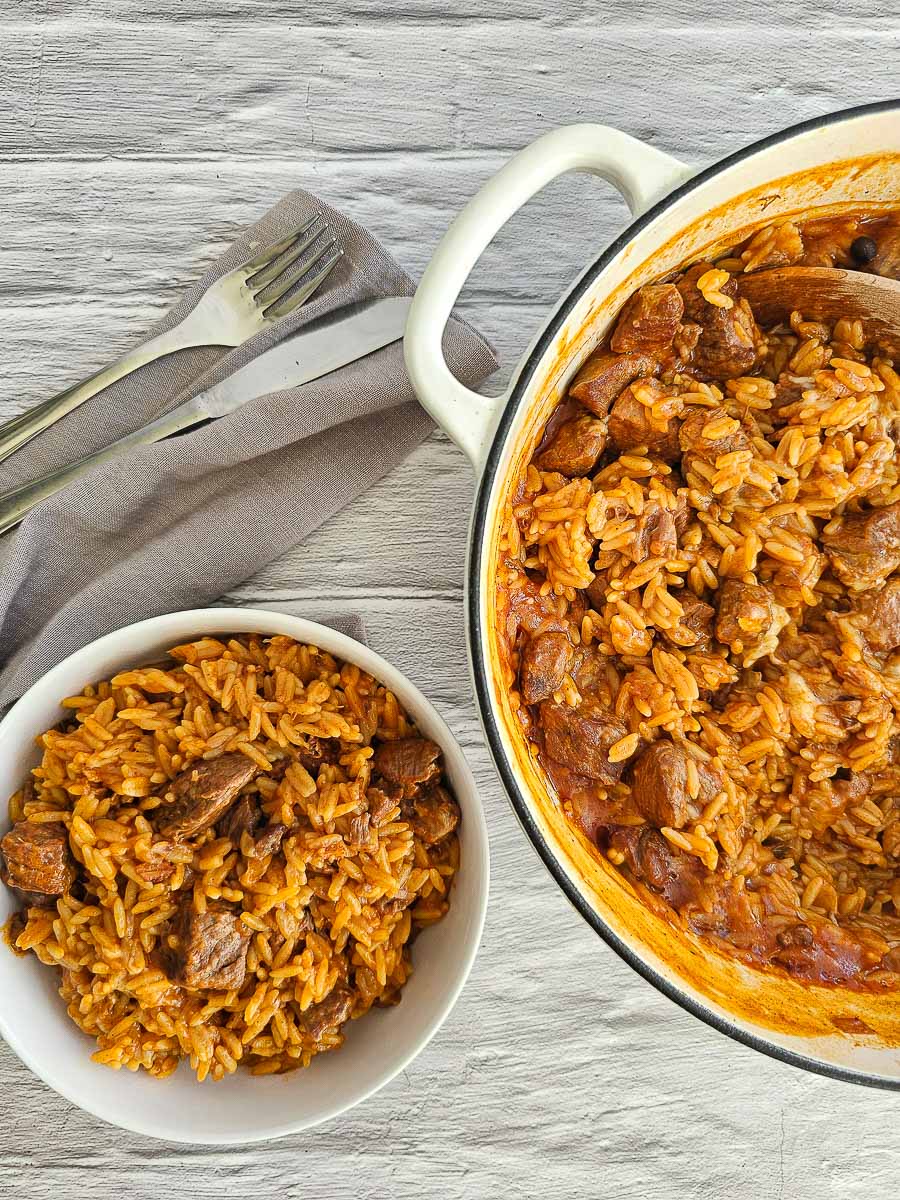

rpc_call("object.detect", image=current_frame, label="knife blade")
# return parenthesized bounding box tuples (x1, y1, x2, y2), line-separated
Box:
(0, 297, 413, 537)
(187, 295, 413, 422)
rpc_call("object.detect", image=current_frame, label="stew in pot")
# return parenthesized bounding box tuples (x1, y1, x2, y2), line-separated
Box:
(498, 209, 900, 990)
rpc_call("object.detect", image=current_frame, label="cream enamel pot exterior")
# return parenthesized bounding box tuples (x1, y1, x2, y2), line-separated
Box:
(405, 100, 900, 1088)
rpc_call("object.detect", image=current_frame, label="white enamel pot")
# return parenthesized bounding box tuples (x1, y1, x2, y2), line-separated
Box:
(405, 100, 900, 1088)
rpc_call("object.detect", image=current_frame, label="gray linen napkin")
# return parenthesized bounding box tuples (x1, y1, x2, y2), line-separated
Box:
(0, 190, 497, 707)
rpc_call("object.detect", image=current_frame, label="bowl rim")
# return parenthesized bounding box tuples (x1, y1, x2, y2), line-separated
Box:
(0, 606, 490, 1141)
(466, 99, 900, 1091)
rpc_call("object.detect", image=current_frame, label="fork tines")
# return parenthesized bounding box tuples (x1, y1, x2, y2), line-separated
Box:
(244, 215, 341, 320)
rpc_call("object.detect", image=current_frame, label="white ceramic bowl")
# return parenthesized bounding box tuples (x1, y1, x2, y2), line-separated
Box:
(0, 608, 489, 1142)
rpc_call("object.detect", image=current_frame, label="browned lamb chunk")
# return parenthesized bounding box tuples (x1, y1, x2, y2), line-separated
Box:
(632, 740, 692, 828)
(662, 588, 715, 650)
(632, 503, 678, 563)
(610, 825, 706, 908)
(298, 736, 341, 774)
(607, 382, 680, 461)
(519, 630, 574, 704)
(218, 795, 262, 845)
(297, 986, 355, 1039)
(1, 820, 75, 897)
(854, 579, 900, 654)
(630, 740, 724, 829)
(536, 412, 607, 477)
(539, 700, 630, 784)
(568, 350, 660, 417)
(167, 901, 251, 991)
(822, 501, 900, 593)
(610, 283, 684, 355)
(676, 263, 760, 379)
(678, 405, 752, 464)
(715, 579, 789, 665)
(405, 786, 461, 845)
(542, 757, 615, 843)
(134, 840, 180, 885)
(347, 811, 372, 849)
(156, 753, 258, 839)
(372, 739, 441, 795)
(368, 786, 401, 826)
(250, 823, 288, 860)
(670, 489, 693, 535)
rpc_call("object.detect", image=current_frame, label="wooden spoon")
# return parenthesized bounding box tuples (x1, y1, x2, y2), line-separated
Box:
(736, 267, 900, 356)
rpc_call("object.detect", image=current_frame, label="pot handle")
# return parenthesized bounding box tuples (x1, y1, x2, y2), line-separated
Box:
(404, 123, 691, 467)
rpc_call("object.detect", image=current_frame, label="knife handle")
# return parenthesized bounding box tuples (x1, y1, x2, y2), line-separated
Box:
(0, 400, 205, 537)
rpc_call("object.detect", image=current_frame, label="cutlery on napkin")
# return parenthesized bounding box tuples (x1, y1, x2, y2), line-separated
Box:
(0, 298, 413, 535)
(0, 189, 497, 707)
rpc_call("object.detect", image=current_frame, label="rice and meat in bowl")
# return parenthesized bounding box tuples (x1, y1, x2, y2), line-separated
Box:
(497, 209, 900, 990)
(0, 634, 460, 1080)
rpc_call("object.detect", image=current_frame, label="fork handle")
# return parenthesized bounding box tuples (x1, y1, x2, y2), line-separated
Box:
(0, 398, 207, 537)
(0, 324, 213, 466)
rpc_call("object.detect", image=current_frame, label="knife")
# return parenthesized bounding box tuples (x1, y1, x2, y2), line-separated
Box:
(0, 297, 412, 537)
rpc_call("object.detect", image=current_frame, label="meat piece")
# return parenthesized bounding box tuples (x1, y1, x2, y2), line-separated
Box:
(771, 919, 877, 985)
(678, 405, 752, 463)
(347, 811, 371, 848)
(776, 923, 814, 950)
(298, 736, 341, 774)
(632, 740, 691, 828)
(1, 820, 75, 897)
(855, 579, 900, 653)
(662, 588, 715, 650)
(676, 263, 760, 379)
(568, 350, 660, 417)
(519, 630, 574, 704)
(633, 503, 678, 563)
(670, 489, 692, 535)
(543, 757, 613, 843)
(157, 753, 258, 839)
(250, 823, 287, 860)
(822, 501, 900, 593)
(611, 826, 706, 908)
(134, 840, 180, 885)
(569, 644, 609, 695)
(368, 786, 401, 826)
(715, 580, 789, 666)
(772, 373, 806, 416)
(297, 986, 355, 1039)
(780, 662, 863, 742)
(539, 699, 630, 784)
(167, 901, 251, 991)
(585, 575, 606, 613)
(372, 738, 442, 794)
(504, 572, 570, 643)
(610, 283, 684, 355)
(218, 795, 262, 845)
(607, 383, 680, 460)
(405, 785, 461, 845)
(631, 740, 724, 828)
(536, 412, 607, 477)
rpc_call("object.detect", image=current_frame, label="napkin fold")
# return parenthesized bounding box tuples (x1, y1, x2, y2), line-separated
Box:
(0, 190, 497, 707)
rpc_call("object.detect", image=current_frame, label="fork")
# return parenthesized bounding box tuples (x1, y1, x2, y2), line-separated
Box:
(0, 214, 341, 465)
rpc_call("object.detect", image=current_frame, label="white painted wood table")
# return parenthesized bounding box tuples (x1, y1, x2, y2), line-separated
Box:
(1, 4, 898, 1195)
